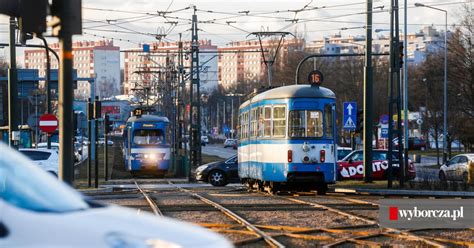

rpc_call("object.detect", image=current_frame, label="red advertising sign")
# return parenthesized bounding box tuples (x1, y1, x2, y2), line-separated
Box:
(101, 105, 120, 115)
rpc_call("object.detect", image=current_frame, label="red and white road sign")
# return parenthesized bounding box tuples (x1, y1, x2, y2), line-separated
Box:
(39, 114, 58, 133)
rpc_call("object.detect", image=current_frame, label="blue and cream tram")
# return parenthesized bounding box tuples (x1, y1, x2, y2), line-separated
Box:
(238, 75, 337, 194)
(123, 110, 171, 175)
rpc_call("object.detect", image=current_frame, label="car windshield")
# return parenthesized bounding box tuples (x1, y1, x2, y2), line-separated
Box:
(133, 129, 164, 145)
(337, 149, 352, 160)
(19, 150, 52, 161)
(0, 144, 89, 213)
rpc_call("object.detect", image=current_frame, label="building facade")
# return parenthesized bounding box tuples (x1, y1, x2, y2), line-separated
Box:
(123, 40, 218, 96)
(218, 38, 304, 89)
(305, 26, 446, 65)
(24, 40, 121, 100)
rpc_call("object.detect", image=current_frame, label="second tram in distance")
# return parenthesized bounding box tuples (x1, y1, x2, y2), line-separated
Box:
(238, 77, 337, 194)
(123, 110, 171, 176)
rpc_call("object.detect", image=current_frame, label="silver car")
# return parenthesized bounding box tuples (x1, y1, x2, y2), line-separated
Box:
(439, 154, 474, 182)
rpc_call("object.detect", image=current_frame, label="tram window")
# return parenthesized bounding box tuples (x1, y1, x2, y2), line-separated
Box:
(133, 129, 164, 145)
(272, 106, 286, 137)
(325, 104, 334, 138)
(289, 111, 305, 137)
(306, 111, 323, 137)
(243, 112, 249, 139)
(250, 108, 257, 138)
(263, 107, 272, 137)
(258, 107, 264, 137)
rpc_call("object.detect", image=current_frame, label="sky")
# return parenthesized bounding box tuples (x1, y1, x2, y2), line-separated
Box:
(0, 0, 470, 62)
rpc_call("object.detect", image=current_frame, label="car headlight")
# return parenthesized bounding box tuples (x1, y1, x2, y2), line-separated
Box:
(195, 165, 209, 173)
(105, 232, 181, 248)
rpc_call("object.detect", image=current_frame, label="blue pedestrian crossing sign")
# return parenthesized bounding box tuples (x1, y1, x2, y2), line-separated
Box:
(343, 102, 357, 130)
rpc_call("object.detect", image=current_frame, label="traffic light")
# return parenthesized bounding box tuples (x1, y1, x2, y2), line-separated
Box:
(0, 0, 48, 34)
(104, 115, 113, 134)
(356, 109, 364, 134)
(399, 43, 404, 68)
(93, 99, 101, 120)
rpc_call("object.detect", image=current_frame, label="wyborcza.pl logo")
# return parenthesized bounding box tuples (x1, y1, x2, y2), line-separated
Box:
(380, 199, 474, 229)
(389, 206, 464, 221)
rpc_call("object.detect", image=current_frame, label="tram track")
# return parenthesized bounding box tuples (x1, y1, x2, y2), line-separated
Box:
(89, 181, 474, 247)
(167, 181, 286, 248)
(260, 191, 450, 247)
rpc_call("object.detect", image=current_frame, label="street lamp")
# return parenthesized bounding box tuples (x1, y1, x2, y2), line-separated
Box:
(415, 3, 448, 163)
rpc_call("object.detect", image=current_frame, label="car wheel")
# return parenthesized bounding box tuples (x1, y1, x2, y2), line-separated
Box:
(462, 172, 468, 184)
(208, 170, 227, 186)
(439, 171, 446, 181)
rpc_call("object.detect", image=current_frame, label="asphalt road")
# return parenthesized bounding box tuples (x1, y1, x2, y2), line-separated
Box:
(202, 144, 236, 159)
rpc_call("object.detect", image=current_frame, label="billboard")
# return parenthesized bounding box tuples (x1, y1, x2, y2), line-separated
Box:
(93, 48, 121, 99)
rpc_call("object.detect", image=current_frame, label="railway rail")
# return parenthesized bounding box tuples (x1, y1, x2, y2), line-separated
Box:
(85, 181, 474, 247)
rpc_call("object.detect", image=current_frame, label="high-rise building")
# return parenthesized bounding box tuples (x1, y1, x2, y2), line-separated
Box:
(218, 38, 304, 89)
(24, 40, 120, 100)
(123, 40, 218, 96)
(305, 26, 446, 65)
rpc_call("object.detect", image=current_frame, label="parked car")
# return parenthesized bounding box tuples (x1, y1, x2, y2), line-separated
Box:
(439, 154, 474, 182)
(393, 137, 428, 151)
(195, 154, 239, 186)
(18, 148, 59, 177)
(337, 149, 416, 180)
(223, 139, 236, 148)
(201, 135, 209, 146)
(0, 143, 233, 248)
(37, 142, 59, 150)
(337, 147, 352, 161)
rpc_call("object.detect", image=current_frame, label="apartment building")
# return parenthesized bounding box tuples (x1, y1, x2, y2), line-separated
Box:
(123, 40, 218, 95)
(24, 40, 120, 100)
(218, 38, 304, 89)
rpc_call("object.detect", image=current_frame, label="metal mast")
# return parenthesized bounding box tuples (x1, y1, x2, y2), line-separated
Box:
(387, 0, 404, 188)
(189, 7, 202, 175)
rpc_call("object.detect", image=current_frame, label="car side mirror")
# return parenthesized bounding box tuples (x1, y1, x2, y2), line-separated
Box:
(348, 159, 353, 164)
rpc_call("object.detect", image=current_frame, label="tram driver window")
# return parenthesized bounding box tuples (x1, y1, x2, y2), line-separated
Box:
(289, 111, 305, 137)
(306, 111, 323, 137)
(133, 129, 164, 145)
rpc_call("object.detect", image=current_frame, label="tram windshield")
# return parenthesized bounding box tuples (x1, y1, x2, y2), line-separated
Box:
(133, 129, 164, 145)
(289, 110, 324, 138)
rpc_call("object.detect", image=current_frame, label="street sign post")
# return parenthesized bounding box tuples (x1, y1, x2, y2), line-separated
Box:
(343, 102, 357, 130)
(39, 114, 58, 134)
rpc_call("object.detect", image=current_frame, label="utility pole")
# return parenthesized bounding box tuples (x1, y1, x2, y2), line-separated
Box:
(403, 0, 409, 184)
(38, 36, 52, 149)
(387, 0, 403, 188)
(54, 0, 82, 185)
(8, 17, 19, 148)
(363, 0, 374, 183)
(189, 7, 202, 176)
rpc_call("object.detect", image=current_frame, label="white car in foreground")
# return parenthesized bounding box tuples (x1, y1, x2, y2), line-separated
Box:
(0, 143, 233, 248)
(18, 148, 59, 177)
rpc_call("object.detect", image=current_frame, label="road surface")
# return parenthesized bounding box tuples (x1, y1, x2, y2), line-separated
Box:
(202, 144, 236, 159)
